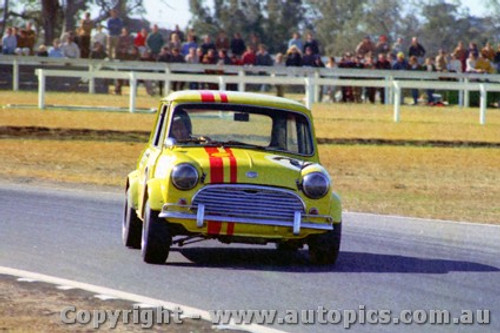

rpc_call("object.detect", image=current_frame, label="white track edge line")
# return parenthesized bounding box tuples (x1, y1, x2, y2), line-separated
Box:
(0, 266, 287, 333)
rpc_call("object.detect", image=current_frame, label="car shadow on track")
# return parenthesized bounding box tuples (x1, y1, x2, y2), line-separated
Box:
(168, 248, 500, 273)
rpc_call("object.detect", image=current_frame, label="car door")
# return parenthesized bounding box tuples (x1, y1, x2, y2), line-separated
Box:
(137, 103, 169, 216)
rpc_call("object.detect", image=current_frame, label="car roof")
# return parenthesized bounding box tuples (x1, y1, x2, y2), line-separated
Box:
(161, 90, 311, 115)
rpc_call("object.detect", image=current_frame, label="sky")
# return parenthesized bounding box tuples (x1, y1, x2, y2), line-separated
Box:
(140, 0, 489, 30)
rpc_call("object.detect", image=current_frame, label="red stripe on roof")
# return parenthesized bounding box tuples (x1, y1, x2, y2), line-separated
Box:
(200, 91, 216, 103)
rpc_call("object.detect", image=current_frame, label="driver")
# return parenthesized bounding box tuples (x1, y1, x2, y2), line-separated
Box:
(169, 110, 192, 141)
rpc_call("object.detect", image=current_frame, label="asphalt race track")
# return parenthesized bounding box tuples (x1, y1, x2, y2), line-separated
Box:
(0, 182, 498, 332)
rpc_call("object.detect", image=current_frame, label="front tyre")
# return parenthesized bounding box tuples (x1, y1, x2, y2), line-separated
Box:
(122, 188, 142, 249)
(141, 201, 171, 264)
(308, 223, 342, 265)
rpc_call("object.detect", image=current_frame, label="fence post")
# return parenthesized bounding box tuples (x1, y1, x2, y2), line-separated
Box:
(129, 72, 137, 113)
(36, 69, 45, 110)
(305, 77, 314, 109)
(479, 83, 487, 125)
(463, 78, 469, 108)
(218, 76, 226, 90)
(314, 70, 320, 103)
(13, 58, 19, 91)
(458, 78, 464, 107)
(88, 64, 95, 94)
(385, 75, 391, 105)
(164, 66, 171, 96)
(238, 69, 245, 92)
(393, 81, 401, 122)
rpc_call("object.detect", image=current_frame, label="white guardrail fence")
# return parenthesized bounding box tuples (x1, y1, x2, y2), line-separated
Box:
(1, 55, 500, 124)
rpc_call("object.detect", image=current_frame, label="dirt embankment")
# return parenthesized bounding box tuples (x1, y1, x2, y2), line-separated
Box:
(2, 125, 499, 148)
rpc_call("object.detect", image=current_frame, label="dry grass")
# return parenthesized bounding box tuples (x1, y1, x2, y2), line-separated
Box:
(1, 90, 499, 223)
(320, 145, 499, 224)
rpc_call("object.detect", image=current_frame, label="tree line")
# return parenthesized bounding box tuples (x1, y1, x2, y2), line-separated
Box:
(2, 0, 500, 57)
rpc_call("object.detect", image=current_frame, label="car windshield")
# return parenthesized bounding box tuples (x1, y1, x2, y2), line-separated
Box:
(168, 103, 314, 156)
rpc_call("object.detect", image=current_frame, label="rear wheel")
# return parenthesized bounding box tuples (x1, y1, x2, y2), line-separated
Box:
(308, 223, 342, 265)
(141, 201, 171, 264)
(122, 188, 142, 249)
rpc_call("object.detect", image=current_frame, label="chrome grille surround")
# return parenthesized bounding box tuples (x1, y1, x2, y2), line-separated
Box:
(191, 184, 305, 221)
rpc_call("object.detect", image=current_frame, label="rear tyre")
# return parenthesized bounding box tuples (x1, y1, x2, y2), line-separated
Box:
(122, 188, 142, 249)
(308, 223, 342, 265)
(141, 201, 171, 264)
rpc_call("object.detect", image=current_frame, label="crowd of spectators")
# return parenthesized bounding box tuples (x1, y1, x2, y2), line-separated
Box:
(2, 9, 500, 101)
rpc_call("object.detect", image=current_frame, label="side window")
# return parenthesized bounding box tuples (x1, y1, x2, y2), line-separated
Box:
(152, 104, 168, 147)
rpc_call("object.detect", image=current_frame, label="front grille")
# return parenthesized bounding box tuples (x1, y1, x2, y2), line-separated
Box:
(192, 185, 305, 221)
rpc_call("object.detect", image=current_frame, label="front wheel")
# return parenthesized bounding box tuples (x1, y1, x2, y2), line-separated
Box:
(141, 201, 172, 264)
(122, 188, 142, 249)
(308, 223, 342, 265)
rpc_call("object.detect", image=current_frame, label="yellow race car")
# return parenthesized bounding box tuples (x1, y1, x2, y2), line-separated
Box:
(123, 90, 342, 265)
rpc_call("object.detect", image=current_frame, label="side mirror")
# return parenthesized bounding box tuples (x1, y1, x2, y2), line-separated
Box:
(164, 137, 176, 149)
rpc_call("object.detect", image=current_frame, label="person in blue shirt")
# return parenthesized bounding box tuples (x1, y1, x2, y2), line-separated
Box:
(48, 38, 64, 58)
(2, 27, 17, 55)
(106, 9, 123, 59)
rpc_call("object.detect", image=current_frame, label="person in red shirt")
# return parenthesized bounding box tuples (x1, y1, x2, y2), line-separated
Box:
(241, 45, 256, 66)
(134, 28, 147, 56)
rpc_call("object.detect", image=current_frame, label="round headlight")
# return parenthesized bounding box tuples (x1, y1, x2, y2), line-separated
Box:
(171, 163, 199, 190)
(302, 172, 330, 199)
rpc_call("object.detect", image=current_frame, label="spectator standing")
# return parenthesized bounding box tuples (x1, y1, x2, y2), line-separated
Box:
(146, 24, 164, 57)
(393, 52, 409, 104)
(493, 43, 500, 73)
(355, 36, 375, 59)
(200, 34, 216, 56)
(288, 32, 303, 51)
(256, 44, 273, 91)
(452, 41, 467, 72)
(134, 28, 148, 56)
(2, 27, 17, 54)
(215, 30, 230, 51)
(92, 24, 107, 49)
(36, 45, 48, 57)
(15, 29, 30, 55)
(447, 53, 462, 73)
(424, 57, 436, 104)
(168, 32, 182, 51)
(230, 32, 246, 57)
(24, 22, 36, 55)
(106, 9, 123, 59)
(475, 53, 495, 74)
(467, 42, 479, 58)
(375, 53, 392, 104)
(89, 41, 108, 59)
(391, 37, 404, 57)
(60, 32, 80, 58)
(481, 42, 495, 61)
(241, 45, 257, 66)
(324, 56, 339, 102)
(185, 46, 200, 90)
(408, 55, 422, 105)
(435, 49, 448, 72)
(338, 53, 356, 102)
(116, 27, 133, 60)
(374, 35, 390, 56)
(48, 38, 64, 58)
(285, 45, 302, 67)
(274, 52, 285, 97)
(181, 33, 197, 56)
(303, 32, 320, 55)
(170, 47, 185, 91)
(79, 12, 94, 58)
(170, 25, 184, 42)
(302, 46, 318, 67)
(466, 52, 479, 73)
(408, 36, 426, 64)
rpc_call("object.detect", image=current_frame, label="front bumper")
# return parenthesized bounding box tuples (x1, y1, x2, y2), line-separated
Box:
(159, 203, 333, 235)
